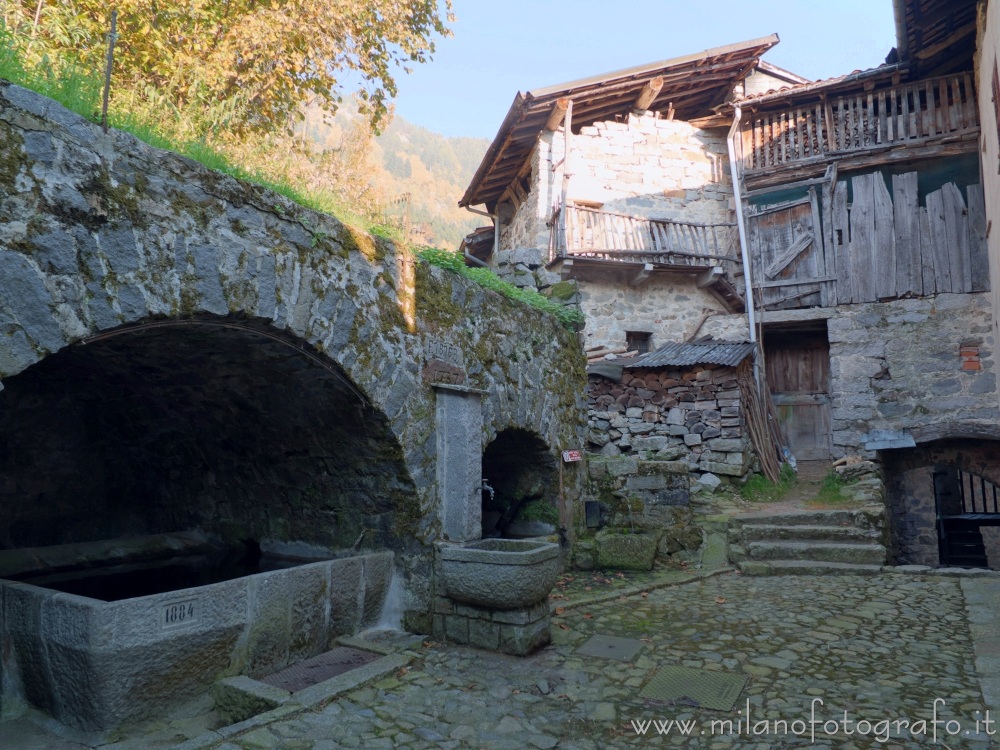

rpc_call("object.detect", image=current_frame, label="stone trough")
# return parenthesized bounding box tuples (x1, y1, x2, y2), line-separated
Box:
(0, 545, 392, 738)
(433, 539, 561, 655)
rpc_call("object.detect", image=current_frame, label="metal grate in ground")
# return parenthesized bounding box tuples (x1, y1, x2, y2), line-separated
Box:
(639, 665, 748, 710)
(258, 647, 381, 692)
(575, 634, 645, 662)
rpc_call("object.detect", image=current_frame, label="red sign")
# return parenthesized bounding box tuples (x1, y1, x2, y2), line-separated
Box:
(562, 449, 583, 463)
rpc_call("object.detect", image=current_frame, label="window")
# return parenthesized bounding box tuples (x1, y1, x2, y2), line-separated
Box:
(626, 331, 652, 355)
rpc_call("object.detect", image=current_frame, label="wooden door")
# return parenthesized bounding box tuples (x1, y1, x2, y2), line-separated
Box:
(747, 188, 834, 310)
(764, 331, 831, 461)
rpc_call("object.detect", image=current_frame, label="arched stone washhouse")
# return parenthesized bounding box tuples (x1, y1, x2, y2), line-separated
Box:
(0, 82, 588, 631)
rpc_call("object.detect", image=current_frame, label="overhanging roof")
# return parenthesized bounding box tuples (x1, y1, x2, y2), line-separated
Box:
(736, 63, 907, 109)
(892, 0, 977, 76)
(625, 340, 755, 369)
(460, 35, 780, 210)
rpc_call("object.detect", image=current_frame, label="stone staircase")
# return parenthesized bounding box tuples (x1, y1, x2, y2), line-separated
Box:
(728, 508, 888, 575)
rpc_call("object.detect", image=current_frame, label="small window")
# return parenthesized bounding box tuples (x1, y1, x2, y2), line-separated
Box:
(626, 331, 652, 355)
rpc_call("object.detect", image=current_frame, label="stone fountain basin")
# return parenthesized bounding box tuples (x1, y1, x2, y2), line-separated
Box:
(439, 539, 561, 610)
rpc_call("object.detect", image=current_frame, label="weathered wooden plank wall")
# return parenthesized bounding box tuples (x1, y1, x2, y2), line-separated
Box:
(747, 172, 989, 309)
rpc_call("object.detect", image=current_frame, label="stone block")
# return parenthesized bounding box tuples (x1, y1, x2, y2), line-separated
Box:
(445, 614, 469, 643)
(468, 619, 501, 651)
(699, 460, 746, 477)
(631, 435, 667, 452)
(698, 473, 723, 491)
(595, 529, 660, 571)
(498, 617, 550, 656)
(684, 433, 702, 446)
(626, 474, 667, 491)
(212, 676, 288, 724)
(707, 438, 744, 453)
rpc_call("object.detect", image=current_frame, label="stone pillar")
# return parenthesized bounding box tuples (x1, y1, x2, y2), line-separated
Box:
(434, 384, 484, 542)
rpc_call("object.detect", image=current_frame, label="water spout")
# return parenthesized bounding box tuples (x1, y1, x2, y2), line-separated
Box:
(481, 478, 495, 504)
(373, 569, 405, 631)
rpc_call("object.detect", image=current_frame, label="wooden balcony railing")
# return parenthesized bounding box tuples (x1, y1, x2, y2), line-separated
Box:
(556, 205, 738, 265)
(741, 73, 979, 173)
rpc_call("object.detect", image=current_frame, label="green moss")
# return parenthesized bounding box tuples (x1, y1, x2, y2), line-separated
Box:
(515, 499, 560, 525)
(413, 261, 462, 329)
(546, 281, 578, 301)
(415, 247, 584, 330)
(739, 463, 797, 502)
(339, 224, 379, 262)
(77, 167, 148, 229)
(0, 120, 28, 189)
(167, 188, 219, 230)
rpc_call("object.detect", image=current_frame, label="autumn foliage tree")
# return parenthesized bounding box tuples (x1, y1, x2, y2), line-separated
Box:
(0, 0, 453, 135)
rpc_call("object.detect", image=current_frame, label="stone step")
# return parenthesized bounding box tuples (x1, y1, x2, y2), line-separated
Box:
(745, 541, 887, 565)
(730, 509, 880, 530)
(736, 524, 881, 543)
(739, 560, 884, 576)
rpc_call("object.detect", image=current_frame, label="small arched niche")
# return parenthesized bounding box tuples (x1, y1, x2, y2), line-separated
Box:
(480, 428, 558, 538)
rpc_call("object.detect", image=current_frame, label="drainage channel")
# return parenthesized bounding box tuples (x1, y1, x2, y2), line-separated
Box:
(258, 646, 382, 692)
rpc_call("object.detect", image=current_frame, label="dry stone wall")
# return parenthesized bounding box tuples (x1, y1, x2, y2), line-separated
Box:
(586, 362, 752, 483)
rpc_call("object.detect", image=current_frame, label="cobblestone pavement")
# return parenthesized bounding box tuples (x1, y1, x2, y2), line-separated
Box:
(177, 571, 998, 750)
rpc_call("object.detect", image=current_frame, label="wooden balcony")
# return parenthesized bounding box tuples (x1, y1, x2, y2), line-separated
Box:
(556, 205, 738, 264)
(741, 73, 979, 182)
(551, 205, 744, 310)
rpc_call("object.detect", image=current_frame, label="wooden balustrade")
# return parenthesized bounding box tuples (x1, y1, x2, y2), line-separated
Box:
(558, 205, 737, 265)
(742, 73, 979, 173)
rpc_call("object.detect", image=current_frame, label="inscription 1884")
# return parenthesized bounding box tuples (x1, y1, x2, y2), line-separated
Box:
(161, 599, 198, 629)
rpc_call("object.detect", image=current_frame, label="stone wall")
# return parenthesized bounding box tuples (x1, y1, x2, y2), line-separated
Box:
(579, 277, 727, 352)
(0, 82, 589, 629)
(827, 294, 998, 457)
(586, 363, 752, 483)
(552, 112, 733, 224)
(490, 112, 736, 323)
(978, 1, 1000, 416)
(706, 293, 999, 458)
(497, 113, 733, 259)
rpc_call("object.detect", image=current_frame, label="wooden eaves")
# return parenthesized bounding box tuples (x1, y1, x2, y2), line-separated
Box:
(459, 34, 780, 211)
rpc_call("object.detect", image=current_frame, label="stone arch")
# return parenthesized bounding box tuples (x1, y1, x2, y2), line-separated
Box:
(480, 427, 559, 538)
(0, 315, 419, 563)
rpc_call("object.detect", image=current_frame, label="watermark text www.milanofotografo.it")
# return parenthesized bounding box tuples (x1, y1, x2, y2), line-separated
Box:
(629, 699, 996, 743)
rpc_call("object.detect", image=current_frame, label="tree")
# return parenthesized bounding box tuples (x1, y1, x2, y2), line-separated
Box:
(0, 0, 453, 134)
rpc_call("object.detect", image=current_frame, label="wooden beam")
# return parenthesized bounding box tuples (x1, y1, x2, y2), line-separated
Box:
(633, 77, 663, 112)
(629, 263, 654, 287)
(764, 233, 813, 279)
(544, 98, 570, 131)
(913, 23, 975, 61)
(696, 266, 724, 288)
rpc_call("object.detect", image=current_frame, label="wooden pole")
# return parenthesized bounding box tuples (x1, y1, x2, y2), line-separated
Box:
(545, 97, 570, 131)
(558, 99, 573, 257)
(633, 76, 664, 112)
(101, 10, 118, 134)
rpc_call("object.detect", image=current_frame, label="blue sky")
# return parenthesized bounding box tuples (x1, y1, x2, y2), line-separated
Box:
(391, 1, 898, 139)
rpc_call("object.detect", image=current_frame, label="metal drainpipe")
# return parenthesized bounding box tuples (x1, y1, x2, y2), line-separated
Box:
(462, 205, 497, 267)
(726, 104, 760, 383)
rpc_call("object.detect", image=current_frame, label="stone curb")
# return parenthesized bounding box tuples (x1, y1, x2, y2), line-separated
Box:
(555, 565, 735, 611)
(884, 565, 1000, 577)
(167, 653, 413, 750)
